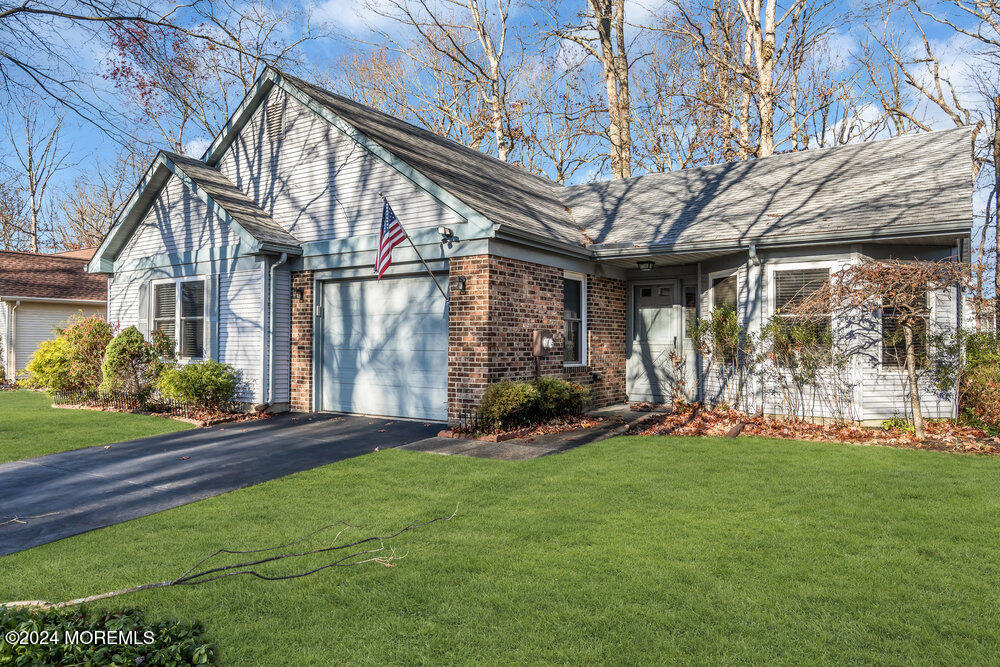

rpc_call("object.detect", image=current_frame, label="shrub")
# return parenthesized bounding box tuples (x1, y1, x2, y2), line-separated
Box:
(532, 377, 589, 420)
(61, 315, 114, 390)
(99, 327, 171, 398)
(966, 331, 999, 369)
(157, 360, 240, 409)
(20, 337, 73, 392)
(476, 377, 590, 432)
(961, 364, 1000, 435)
(477, 381, 539, 432)
(0, 606, 215, 664)
(19, 315, 113, 393)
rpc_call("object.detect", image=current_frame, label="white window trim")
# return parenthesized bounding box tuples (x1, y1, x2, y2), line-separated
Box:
(708, 268, 739, 314)
(149, 275, 207, 361)
(765, 260, 837, 319)
(563, 271, 588, 367)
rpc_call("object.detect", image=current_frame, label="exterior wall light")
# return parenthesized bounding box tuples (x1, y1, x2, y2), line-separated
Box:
(637, 261, 655, 271)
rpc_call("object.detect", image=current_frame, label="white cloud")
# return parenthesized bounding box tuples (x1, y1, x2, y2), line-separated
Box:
(184, 137, 212, 157)
(311, 0, 398, 35)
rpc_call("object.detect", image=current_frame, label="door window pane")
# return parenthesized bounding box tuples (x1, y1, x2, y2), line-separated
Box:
(712, 274, 737, 310)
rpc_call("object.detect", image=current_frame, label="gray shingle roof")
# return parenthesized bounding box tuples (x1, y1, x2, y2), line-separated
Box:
(561, 127, 973, 251)
(165, 152, 301, 250)
(280, 73, 585, 248)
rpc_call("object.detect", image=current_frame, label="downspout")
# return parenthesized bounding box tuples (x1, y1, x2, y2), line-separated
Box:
(695, 262, 702, 404)
(748, 244, 764, 413)
(7, 300, 19, 381)
(267, 252, 289, 409)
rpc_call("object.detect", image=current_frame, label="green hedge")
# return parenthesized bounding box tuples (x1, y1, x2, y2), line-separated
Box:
(1, 606, 215, 664)
(157, 360, 240, 410)
(476, 377, 590, 433)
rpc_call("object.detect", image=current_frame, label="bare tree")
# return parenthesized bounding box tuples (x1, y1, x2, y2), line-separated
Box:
(0, 169, 28, 251)
(537, 0, 634, 177)
(363, 0, 524, 162)
(3, 102, 71, 253)
(522, 64, 599, 183)
(56, 150, 146, 250)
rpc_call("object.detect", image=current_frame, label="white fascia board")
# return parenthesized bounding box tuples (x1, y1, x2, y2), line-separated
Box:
(271, 74, 496, 240)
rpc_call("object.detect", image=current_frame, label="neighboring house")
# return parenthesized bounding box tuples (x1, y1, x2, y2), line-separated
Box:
(1, 249, 107, 380)
(87, 67, 972, 423)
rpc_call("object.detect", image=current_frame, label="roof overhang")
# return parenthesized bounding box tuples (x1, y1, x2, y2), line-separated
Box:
(88, 152, 300, 274)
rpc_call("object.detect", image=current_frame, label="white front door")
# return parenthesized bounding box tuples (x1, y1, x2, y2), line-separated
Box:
(319, 274, 448, 421)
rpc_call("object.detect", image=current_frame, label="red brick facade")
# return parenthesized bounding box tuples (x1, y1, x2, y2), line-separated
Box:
(290, 270, 314, 413)
(448, 255, 626, 423)
(291, 256, 627, 423)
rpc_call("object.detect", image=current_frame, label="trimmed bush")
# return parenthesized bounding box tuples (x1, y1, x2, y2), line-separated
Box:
(99, 327, 171, 398)
(157, 360, 240, 409)
(966, 331, 1000, 369)
(20, 337, 74, 392)
(962, 364, 1000, 435)
(477, 381, 540, 432)
(0, 606, 215, 664)
(532, 377, 590, 420)
(476, 377, 590, 432)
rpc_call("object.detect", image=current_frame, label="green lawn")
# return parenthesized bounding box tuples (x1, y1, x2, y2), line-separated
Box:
(0, 390, 192, 464)
(3, 436, 1000, 663)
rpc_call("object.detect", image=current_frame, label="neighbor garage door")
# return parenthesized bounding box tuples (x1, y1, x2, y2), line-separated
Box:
(319, 273, 448, 421)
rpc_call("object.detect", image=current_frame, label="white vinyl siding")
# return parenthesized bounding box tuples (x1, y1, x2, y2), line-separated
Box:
(11, 303, 105, 375)
(107, 274, 143, 331)
(117, 175, 240, 262)
(219, 270, 263, 403)
(219, 88, 464, 243)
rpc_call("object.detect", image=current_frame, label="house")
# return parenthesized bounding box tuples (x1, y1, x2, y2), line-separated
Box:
(87, 67, 972, 423)
(1, 249, 107, 380)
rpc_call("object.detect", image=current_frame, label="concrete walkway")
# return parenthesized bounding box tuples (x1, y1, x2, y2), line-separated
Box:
(398, 404, 663, 461)
(0, 413, 441, 556)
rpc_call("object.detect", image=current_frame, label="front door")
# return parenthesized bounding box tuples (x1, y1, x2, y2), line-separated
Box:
(627, 282, 685, 403)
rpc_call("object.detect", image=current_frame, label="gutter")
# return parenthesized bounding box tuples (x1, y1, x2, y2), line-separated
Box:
(0, 296, 106, 305)
(5, 300, 18, 380)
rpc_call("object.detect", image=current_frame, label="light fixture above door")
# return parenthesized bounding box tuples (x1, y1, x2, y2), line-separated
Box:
(637, 261, 655, 271)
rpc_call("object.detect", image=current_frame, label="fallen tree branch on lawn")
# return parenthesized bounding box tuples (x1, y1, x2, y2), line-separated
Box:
(2, 506, 458, 610)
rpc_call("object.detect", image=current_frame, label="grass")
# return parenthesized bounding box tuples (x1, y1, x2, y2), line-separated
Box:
(3, 436, 1000, 663)
(0, 390, 192, 464)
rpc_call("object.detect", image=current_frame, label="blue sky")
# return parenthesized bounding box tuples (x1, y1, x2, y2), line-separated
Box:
(1, 0, 993, 232)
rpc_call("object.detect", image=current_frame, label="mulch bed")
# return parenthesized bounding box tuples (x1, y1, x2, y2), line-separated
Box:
(631, 405, 1000, 455)
(440, 415, 610, 442)
(51, 403, 271, 428)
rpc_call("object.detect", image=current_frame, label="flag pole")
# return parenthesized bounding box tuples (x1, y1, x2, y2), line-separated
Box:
(378, 192, 449, 302)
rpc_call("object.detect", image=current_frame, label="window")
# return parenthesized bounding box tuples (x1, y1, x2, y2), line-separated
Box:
(563, 275, 586, 365)
(772, 268, 832, 366)
(683, 284, 697, 338)
(882, 294, 930, 368)
(151, 279, 205, 358)
(712, 273, 738, 312)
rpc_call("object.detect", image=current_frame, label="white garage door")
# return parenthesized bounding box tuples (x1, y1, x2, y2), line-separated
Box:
(14, 303, 105, 374)
(319, 274, 448, 421)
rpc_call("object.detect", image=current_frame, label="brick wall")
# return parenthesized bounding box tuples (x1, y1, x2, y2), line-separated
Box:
(290, 270, 314, 412)
(447, 255, 626, 422)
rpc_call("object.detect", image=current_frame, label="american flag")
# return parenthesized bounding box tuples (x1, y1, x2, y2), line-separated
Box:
(375, 199, 407, 280)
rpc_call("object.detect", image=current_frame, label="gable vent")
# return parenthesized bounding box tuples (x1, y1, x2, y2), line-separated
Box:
(266, 98, 286, 142)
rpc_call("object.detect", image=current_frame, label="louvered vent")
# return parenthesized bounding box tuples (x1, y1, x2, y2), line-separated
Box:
(266, 99, 285, 142)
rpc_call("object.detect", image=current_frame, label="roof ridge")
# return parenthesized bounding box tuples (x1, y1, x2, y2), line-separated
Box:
(564, 126, 973, 192)
(0, 249, 89, 262)
(277, 70, 564, 192)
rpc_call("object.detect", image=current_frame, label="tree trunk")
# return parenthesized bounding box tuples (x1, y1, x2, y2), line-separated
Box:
(993, 96, 1000, 335)
(902, 318, 925, 438)
(590, 0, 631, 178)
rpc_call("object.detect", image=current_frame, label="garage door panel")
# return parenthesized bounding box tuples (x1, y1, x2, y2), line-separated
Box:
(320, 274, 448, 421)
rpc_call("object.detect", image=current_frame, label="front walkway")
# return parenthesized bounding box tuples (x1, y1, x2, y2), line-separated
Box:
(0, 413, 441, 556)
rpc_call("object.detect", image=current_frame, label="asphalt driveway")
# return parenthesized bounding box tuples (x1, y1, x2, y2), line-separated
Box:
(0, 413, 441, 556)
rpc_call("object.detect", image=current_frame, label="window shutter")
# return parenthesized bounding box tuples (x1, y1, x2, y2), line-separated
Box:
(137, 281, 150, 337)
(774, 269, 829, 312)
(206, 274, 219, 360)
